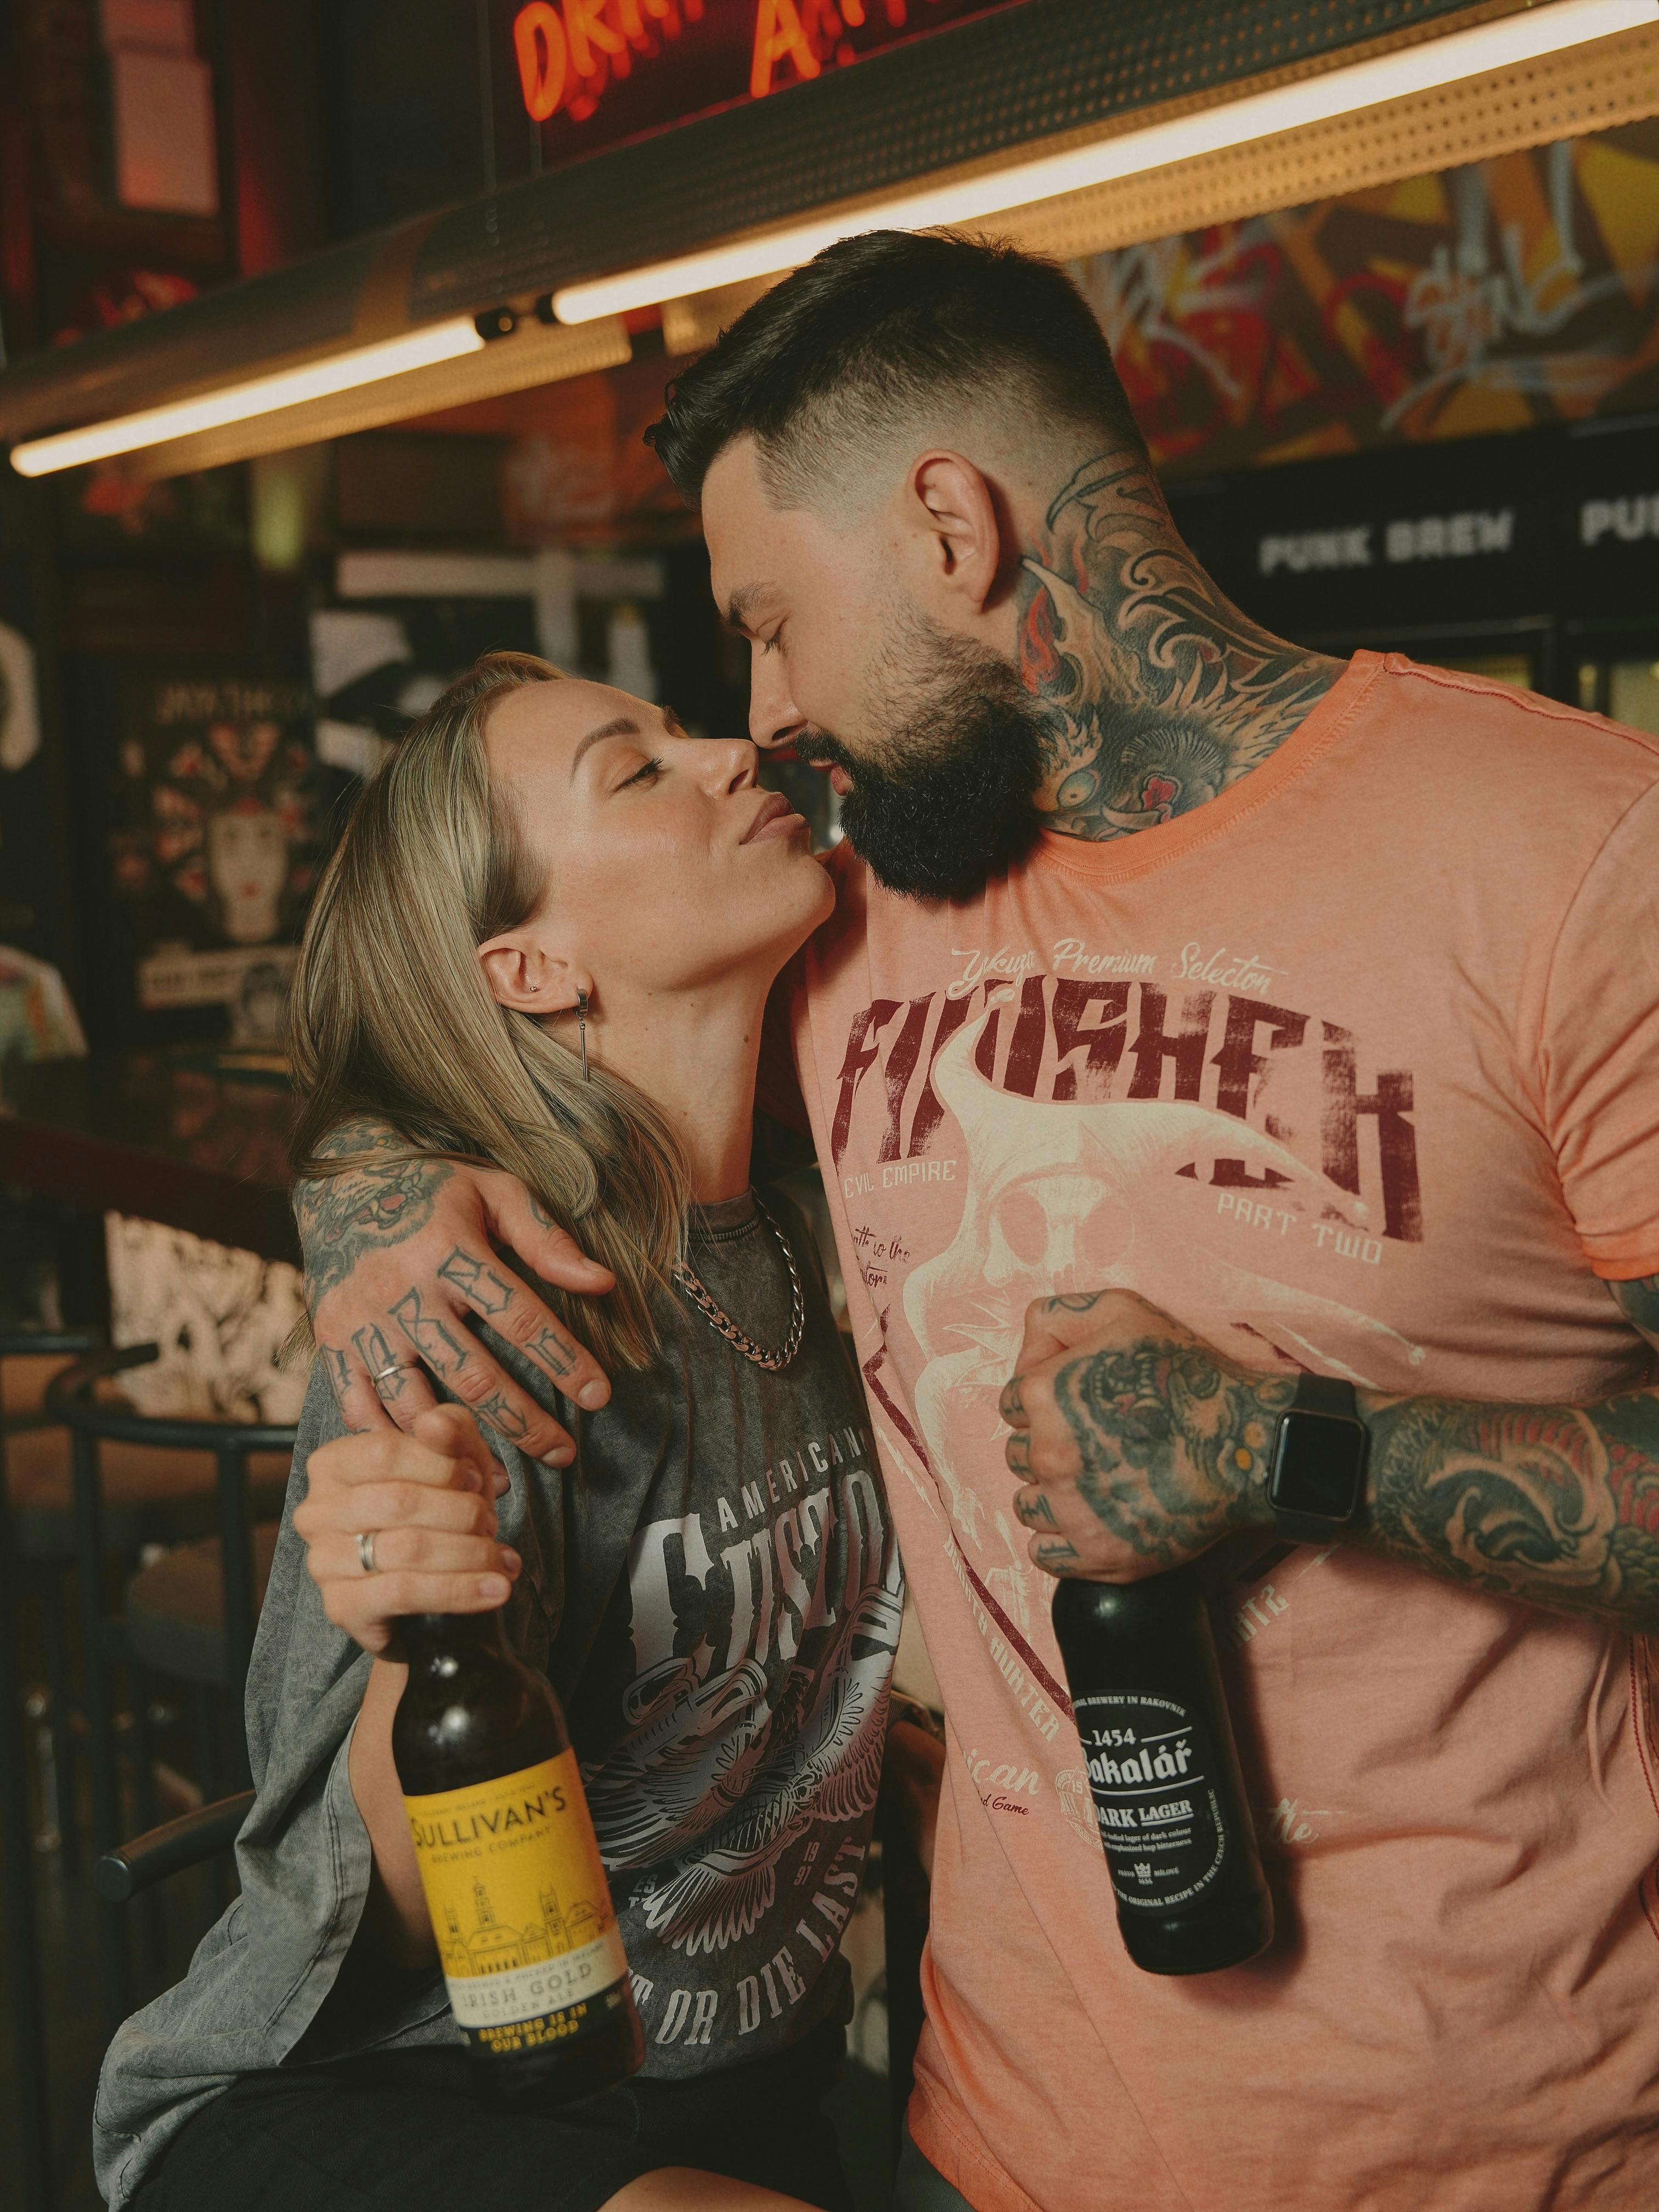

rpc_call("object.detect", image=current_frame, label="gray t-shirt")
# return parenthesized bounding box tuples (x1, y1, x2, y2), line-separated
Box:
(95, 1188, 900, 2208)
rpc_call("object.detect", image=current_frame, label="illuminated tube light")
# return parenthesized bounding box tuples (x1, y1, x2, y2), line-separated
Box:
(9, 318, 489, 477)
(552, 0, 1658, 323)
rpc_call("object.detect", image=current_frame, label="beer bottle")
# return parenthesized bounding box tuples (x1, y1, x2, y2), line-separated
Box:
(1052, 1571, 1273, 1976)
(392, 1611, 644, 2102)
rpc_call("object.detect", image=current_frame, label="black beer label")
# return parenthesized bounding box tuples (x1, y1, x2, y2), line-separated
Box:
(1074, 1690, 1229, 1912)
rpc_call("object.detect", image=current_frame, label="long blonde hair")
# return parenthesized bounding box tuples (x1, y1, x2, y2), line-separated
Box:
(289, 651, 689, 1368)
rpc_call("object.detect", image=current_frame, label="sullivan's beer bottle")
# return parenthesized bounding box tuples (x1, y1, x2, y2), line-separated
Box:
(1052, 1571, 1273, 1975)
(393, 1611, 644, 2102)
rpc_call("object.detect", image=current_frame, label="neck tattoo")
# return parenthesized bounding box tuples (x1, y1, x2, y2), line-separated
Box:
(1018, 452, 1342, 843)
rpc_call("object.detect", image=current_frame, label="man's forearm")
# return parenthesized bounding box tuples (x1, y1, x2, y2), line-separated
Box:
(1355, 1383, 1659, 1635)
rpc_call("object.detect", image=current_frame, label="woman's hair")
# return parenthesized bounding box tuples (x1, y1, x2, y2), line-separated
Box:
(288, 650, 689, 1369)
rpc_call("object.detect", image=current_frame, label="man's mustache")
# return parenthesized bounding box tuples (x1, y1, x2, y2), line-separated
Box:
(791, 728, 860, 774)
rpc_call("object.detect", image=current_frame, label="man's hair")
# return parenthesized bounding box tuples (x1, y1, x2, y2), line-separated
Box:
(645, 228, 1147, 507)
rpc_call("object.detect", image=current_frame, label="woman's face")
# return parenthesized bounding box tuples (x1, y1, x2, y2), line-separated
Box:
(482, 678, 832, 1003)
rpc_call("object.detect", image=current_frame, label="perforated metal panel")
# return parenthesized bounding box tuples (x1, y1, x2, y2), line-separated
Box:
(408, 0, 1517, 315)
(995, 16, 1659, 261)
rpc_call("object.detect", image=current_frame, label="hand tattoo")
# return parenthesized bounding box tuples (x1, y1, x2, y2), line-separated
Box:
(321, 1345, 351, 1406)
(352, 1322, 404, 1399)
(388, 1287, 470, 1376)
(295, 1119, 454, 1299)
(1051, 1338, 1291, 1568)
(1013, 1487, 1057, 1528)
(1019, 454, 1341, 844)
(475, 1390, 530, 1442)
(524, 1323, 578, 1381)
(437, 1249, 516, 1317)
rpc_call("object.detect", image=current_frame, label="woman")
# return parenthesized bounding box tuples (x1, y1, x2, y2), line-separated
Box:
(97, 653, 923, 2212)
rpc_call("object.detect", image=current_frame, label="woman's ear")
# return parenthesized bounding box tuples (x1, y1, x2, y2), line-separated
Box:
(477, 936, 589, 1015)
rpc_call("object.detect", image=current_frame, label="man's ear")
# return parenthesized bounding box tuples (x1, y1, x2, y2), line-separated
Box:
(477, 935, 588, 1015)
(905, 451, 1005, 616)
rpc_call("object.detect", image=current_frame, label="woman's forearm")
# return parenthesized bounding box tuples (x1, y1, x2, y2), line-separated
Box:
(348, 1657, 436, 1967)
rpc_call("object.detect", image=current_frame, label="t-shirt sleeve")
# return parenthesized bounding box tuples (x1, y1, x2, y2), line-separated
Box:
(1538, 776, 1659, 1281)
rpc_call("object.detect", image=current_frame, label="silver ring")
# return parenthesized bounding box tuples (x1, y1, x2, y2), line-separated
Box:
(373, 1360, 407, 1385)
(356, 1530, 379, 1576)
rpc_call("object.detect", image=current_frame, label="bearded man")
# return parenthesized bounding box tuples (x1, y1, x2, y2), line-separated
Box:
(300, 231, 1659, 2211)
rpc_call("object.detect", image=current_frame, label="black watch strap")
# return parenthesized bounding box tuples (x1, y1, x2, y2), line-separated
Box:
(1290, 1373, 1358, 1421)
(1270, 1373, 1367, 1545)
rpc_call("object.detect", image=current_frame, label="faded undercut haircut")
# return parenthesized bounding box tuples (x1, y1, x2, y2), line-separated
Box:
(645, 228, 1148, 509)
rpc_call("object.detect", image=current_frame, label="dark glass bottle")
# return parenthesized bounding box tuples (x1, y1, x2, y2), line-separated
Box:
(1052, 1572, 1273, 1976)
(392, 1611, 644, 2104)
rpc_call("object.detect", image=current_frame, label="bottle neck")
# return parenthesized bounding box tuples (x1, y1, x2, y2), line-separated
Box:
(399, 1611, 512, 1668)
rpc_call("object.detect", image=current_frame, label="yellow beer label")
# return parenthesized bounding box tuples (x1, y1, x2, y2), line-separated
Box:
(404, 1751, 629, 2033)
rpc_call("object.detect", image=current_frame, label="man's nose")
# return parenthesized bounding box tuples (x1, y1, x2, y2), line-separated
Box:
(748, 647, 804, 751)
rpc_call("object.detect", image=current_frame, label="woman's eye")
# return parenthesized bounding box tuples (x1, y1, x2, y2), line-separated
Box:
(620, 757, 665, 789)
(760, 629, 783, 657)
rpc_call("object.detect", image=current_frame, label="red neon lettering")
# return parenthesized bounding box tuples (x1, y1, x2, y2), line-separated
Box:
(750, 0, 820, 97)
(514, 2, 568, 119)
(565, 0, 628, 74)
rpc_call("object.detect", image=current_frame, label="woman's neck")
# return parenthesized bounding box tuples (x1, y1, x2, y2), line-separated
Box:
(586, 975, 770, 1204)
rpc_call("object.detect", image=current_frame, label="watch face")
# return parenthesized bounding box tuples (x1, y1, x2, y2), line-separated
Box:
(1270, 1412, 1366, 1520)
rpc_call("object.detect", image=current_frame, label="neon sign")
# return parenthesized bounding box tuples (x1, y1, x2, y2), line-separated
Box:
(512, 0, 1026, 145)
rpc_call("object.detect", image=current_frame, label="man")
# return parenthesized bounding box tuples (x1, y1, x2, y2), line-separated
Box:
(304, 232, 1659, 2209)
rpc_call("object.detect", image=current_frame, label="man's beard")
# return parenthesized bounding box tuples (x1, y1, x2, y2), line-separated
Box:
(795, 623, 1046, 900)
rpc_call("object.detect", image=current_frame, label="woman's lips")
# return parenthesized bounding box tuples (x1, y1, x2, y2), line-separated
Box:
(828, 765, 853, 797)
(741, 791, 806, 844)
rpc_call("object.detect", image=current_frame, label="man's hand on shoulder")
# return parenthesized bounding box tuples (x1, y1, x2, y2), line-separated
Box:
(999, 1290, 1290, 1581)
(296, 1119, 616, 1463)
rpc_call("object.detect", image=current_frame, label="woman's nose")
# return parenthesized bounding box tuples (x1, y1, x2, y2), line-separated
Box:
(706, 736, 759, 792)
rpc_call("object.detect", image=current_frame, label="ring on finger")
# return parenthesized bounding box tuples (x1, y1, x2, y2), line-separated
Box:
(373, 1359, 410, 1385)
(356, 1529, 380, 1575)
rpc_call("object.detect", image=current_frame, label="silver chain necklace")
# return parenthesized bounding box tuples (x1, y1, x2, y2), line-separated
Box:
(672, 1193, 804, 1372)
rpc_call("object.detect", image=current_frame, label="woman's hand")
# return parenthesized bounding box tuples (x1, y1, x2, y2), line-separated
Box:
(294, 1406, 521, 1656)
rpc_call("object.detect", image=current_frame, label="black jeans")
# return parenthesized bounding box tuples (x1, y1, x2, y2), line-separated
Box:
(131, 2017, 853, 2212)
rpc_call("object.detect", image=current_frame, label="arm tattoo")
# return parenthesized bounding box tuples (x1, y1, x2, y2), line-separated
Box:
(1360, 1388, 1659, 1632)
(294, 1117, 454, 1298)
(1019, 453, 1341, 844)
(437, 1248, 516, 1317)
(388, 1287, 470, 1376)
(1050, 1339, 1291, 1570)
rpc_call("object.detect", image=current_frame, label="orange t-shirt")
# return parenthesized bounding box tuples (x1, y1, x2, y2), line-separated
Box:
(778, 653, 1659, 2210)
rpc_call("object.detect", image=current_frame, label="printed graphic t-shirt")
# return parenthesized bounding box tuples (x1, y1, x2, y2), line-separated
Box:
(773, 653, 1659, 2212)
(95, 1190, 900, 2205)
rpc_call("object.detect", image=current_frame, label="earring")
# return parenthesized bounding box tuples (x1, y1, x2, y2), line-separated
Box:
(575, 988, 590, 1082)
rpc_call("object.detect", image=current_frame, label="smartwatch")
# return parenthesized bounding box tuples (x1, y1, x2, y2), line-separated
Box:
(1267, 1372, 1368, 1545)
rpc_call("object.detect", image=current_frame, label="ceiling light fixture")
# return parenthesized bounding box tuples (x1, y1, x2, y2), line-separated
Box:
(8, 315, 495, 477)
(551, 0, 1657, 324)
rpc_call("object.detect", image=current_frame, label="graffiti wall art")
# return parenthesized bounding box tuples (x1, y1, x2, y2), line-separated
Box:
(1070, 120, 1659, 476)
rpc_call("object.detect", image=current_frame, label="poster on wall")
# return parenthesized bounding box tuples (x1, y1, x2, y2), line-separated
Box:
(1074, 120, 1659, 478)
(109, 674, 317, 1045)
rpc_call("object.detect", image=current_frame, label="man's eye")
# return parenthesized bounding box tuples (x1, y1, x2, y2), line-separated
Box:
(621, 757, 665, 788)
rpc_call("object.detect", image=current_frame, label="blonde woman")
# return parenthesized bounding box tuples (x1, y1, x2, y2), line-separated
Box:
(98, 654, 926, 2212)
